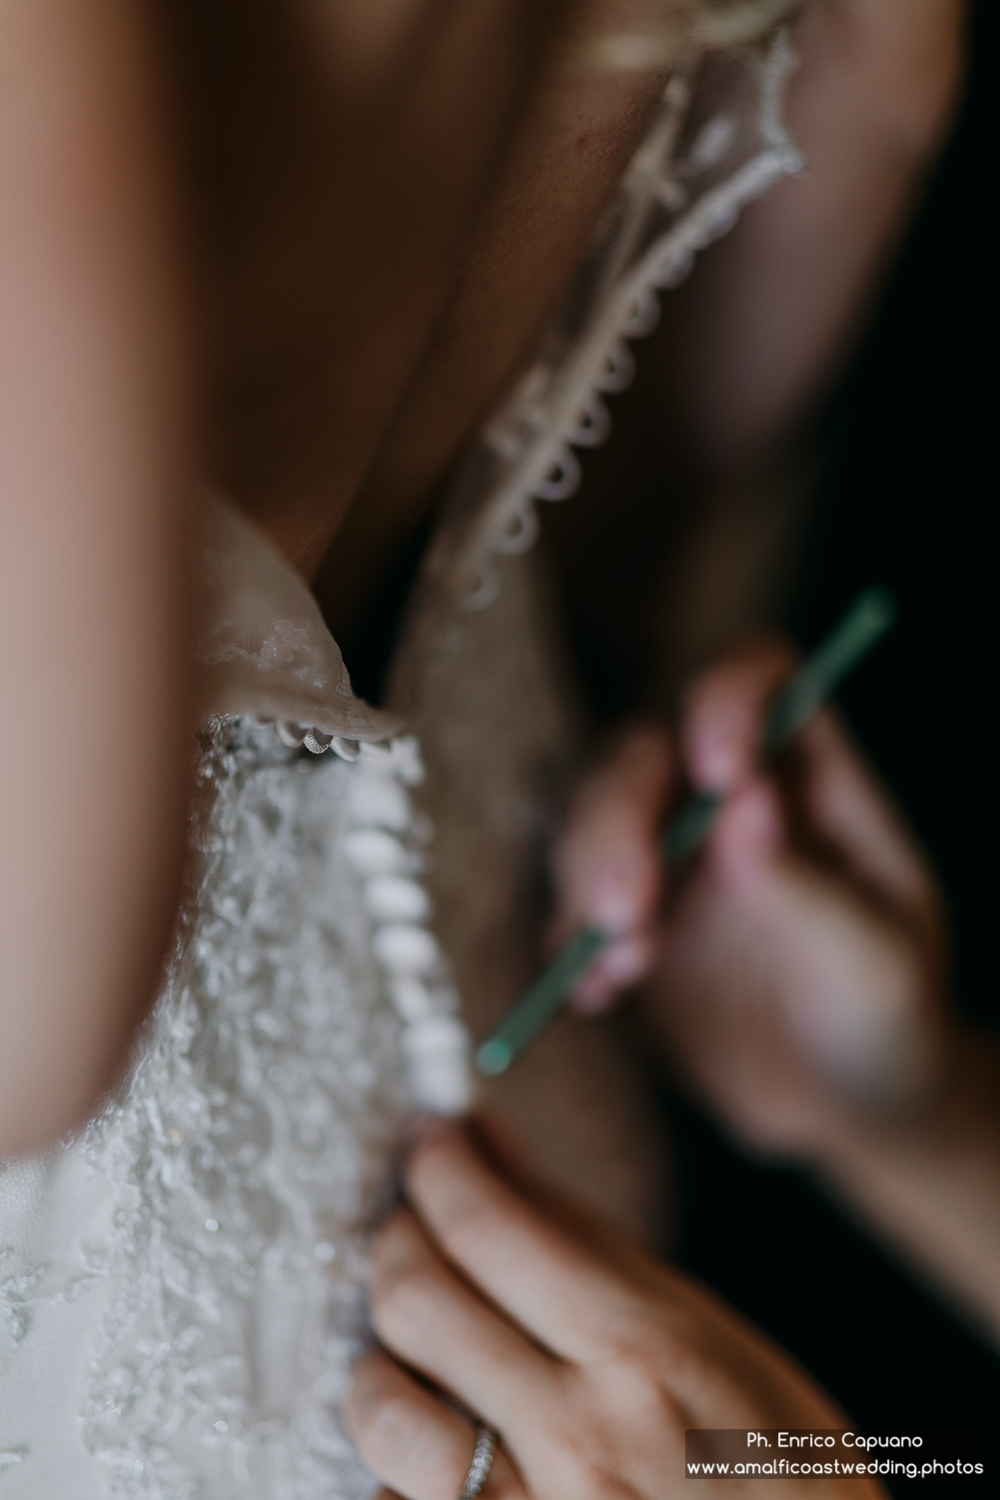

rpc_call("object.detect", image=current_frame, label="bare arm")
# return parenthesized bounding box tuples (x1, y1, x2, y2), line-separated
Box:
(0, 0, 192, 1153)
(659, 0, 969, 472)
(815, 1037, 1000, 1344)
(543, 1, 969, 708)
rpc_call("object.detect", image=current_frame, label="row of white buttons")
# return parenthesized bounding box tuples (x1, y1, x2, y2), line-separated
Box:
(344, 739, 470, 1116)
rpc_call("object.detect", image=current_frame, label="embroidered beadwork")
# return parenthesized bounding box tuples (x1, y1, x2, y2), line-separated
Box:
(76, 722, 444, 1496)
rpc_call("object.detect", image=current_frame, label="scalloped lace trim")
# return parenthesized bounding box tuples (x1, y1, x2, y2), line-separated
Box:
(196, 29, 800, 759)
(442, 28, 802, 613)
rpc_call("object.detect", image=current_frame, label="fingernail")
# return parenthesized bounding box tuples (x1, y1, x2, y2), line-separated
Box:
(691, 714, 742, 791)
(569, 937, 646, 1014)
(587, 862, 639, 933)
(602, 935, 647, 985)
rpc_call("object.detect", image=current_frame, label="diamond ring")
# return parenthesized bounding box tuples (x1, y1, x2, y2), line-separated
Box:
(456, 1423, 498, 1499)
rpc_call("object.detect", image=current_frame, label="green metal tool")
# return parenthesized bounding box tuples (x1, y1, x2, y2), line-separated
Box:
(475, 587, 897, 1078)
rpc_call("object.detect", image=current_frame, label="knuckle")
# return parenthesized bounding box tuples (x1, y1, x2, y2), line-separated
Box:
(597, 1304, 704, 1394)
(350, 1388, 427, 1474)
(370, 1260, 442, 1345)
(593, 1298, 667, 1365)
(431, 1186, 506, 1262)
(564, 1440, 637, 1500)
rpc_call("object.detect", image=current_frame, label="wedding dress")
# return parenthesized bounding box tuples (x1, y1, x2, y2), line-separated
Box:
(0, 16, 799, 1497)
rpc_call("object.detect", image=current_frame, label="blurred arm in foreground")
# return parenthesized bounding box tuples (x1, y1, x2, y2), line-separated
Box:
(0, 0, 193, 1153)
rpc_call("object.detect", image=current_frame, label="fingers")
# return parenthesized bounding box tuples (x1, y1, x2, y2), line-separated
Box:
(551, 725, 673, 1012)
(370, 1203, 557, 1432)
(681, 636, 796, 793)
(680, 638, 940, 929)
(348, 1349, 526, 1500)
(788, 709, 941, 925)
(708, 780, 937, 1102)
(465, 1114, 660, 1284)
(402, 1120, 649, 1363)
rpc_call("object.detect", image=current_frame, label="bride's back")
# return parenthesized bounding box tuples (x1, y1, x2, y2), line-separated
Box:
(4, 0, 789, 1156)
(169, 0, 789, 587)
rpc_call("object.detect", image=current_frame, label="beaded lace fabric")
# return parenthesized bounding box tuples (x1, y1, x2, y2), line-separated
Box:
(400, 29, 800, 659)
(0, 20, 797, 1498)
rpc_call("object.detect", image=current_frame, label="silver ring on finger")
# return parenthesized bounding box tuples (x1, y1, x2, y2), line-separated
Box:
(456, 1423, 498, 1500)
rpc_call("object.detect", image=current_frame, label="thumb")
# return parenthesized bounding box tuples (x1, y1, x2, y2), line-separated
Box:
(552, 726, 673, 939)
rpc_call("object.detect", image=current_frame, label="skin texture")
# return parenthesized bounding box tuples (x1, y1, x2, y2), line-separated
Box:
(168, 0, 556, 574)
(0, 0, 969, 1148)
(0, 0, 192, 1153)
(347, 1120, 887, 1500)
(550, 637, 1000, 1340)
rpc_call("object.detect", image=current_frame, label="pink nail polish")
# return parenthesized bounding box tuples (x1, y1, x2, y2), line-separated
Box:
(694, 729, 736, 790)
(570, 978, 614, 1014)
(602, 937, 646, 985)
(588, 866, 637, 933)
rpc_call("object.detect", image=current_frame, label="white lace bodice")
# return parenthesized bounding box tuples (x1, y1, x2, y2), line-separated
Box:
(0, 18, 798, 1496)
(0, 713, 469, 1497)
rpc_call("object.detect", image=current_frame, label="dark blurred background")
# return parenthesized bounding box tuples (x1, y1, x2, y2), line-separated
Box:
(666, 0, 1000, 1473)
